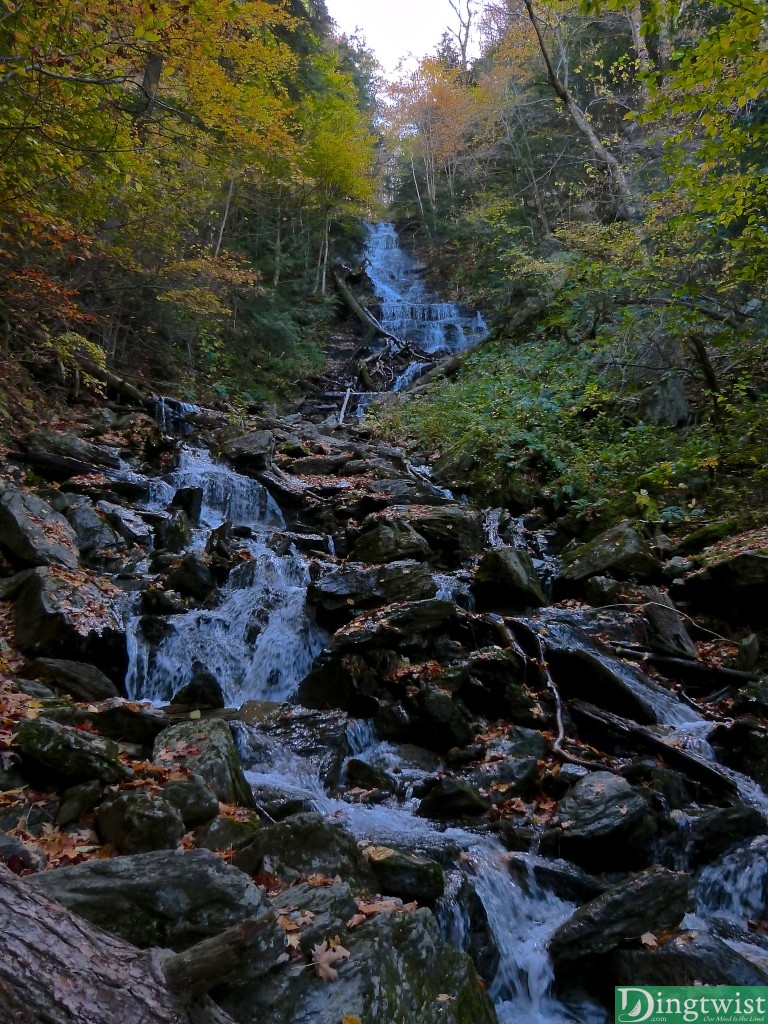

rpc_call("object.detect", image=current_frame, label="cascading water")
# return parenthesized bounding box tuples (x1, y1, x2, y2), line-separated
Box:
(125, 447, 326, 705)
(365, 222, 487, 386)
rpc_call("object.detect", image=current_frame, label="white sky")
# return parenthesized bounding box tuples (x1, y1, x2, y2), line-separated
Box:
(324, 0, 465, 77)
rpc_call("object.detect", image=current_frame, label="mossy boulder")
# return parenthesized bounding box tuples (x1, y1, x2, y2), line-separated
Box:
(472, 547, 547, 610)
(160, 773, 220, 828)
(549, 867, 689, 968)
(0, 482, 80, 569)
(232, 811, 377, 890)
(217, 891, 497, 1024)
(307, 560, 437, 626)
(13, 717, 130, 785)
(29, 848, 268, 950)
(97, 792, 186, 853)
(559, 521, 661, 588)
(363, 845, 445, 903)
(153, 719, 253, 807)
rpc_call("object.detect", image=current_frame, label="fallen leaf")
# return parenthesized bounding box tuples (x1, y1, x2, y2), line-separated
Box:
(640, 932, 658, 948)
(311, 939, 350, 982)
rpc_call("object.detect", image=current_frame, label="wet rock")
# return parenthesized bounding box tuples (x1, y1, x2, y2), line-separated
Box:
(468, 755, 540, 799)
(438, 871, 500, 983)
(154, 508, 192, 552)
(40, 697, 169, 746)
(18, 658, 119, 702)
(417, 778, 491, 819)
(550, 771, 657, 870)
(307, 560, 437, 626)
(56, 779, 103, 826)
(416, 686, 474, 751)
(13, 717, 130, 784)
(283, 452, 349, 475)
(232, 811, 377, 891)
(196, 812, 263, 853)
(0, 829, 45, 872)
(541, 621, 683, 725)
(238, 703, 349, 789)
(14, 567, 126, 676)
(349, 517, 430, 563)
(65, 501, 124, 557)
(24, 430, 121, 470)
(29, 848, 268, 950)
(559, 521, 662, 588)
(696, 836, 768, 922)
(345, 757, 400, 794)
(458, 648, 540, 725)
(684, 806, 767, 867)
(170, 671, 225, 710)
(363, 844, 445, 902)
(222, 430, 275, 471)
(711, 717, 768, 789)
(160, 774, 220, 828)
(217, 899, 496, 1024)
(472, 547, 547, 610)
(506, 852, 608, 904)
(611, 930, 768, 986)
(170, 485, 203, 524)
(153, 719, 254, 807)
(96, 500, 154, 546)
(683, 548, 768, 621)
(97, 791, 186, 853)
(0, 483, 80, 569)
(549, 867, 689, 967)
(330, 598, 458, 653)
(352, 505, 484, 565)
(375, 701, 419, 743)
(165, 552, 216, 600)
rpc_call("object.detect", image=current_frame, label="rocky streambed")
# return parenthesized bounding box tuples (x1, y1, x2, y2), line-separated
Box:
(2, 406, 768, 1024)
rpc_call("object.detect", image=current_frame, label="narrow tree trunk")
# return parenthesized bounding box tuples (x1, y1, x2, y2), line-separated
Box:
(522, 0, 636, 218)
(0, 865, 235, 1024)
(214, 175, 235, 258)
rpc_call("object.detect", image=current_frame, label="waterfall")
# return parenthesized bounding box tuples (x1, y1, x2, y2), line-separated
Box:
(365, 222, 487, 358)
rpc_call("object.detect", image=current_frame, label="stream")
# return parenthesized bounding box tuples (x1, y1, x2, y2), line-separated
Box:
(120, 223, 768, 1023)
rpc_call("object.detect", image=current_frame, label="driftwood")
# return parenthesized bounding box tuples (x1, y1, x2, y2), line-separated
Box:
(569, 700, 738, 799)
(75, 353, 156, 411)
(0, 865, 236, 1024)
(640, 587, 699, 659)
(331, 266, 404, 348)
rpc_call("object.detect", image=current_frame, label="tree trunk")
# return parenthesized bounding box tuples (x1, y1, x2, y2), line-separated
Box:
(0, 865, 235, 1024)
(522, 0, 636, 219)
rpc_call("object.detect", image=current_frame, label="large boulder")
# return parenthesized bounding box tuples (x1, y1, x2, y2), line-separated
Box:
(417, 778, 491, 819)
(0, 483, 79, 569)
(18, 658, 119, 702)
(29, 848, 271, 950)
(611, 930, 768, 987)
(24, 430, 122, 470)
(559, 521, 662, 588)
(682, 545, 768, 621)
(232, 811, 378, 891)
(166, 553, 217, 600)
(351, 505, 484, 565)
(549, 867, 689, 967)
(307, 560, 438, 626)
(549, 771, 657, 870)
(458, 648, 540, 725)
(40, 697, 169, 747)
(95, 500, 154, 546)
(13, 566, 126, 678)
(97, 792, 186, 853)
(217, 885, 496, 1024)
(222, 430, 275, 471)
(363, 845, 445, 903)
(13, 717, 130, 784)
(153, 719, 254, 807)
(65, 501, 125, 557)
(472, 547, 547, 610)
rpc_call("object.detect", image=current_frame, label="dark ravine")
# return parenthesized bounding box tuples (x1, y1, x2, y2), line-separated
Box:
(1, 226, 768, 1024)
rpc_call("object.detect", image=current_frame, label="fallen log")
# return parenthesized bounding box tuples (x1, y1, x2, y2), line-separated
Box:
(569, 700, 738, 800)
(639, 587, 699, 659)
(331, 267, 405, 349)
(75, 353, 156, 411)
(0, 865, 235, 1024)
